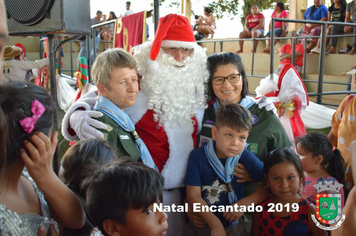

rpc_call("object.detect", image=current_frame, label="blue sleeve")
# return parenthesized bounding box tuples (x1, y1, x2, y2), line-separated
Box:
(321, 5, 328, 19)
(304, 7, 311, 19)
(184, 149, 202, 186)
(239, 149, 264, 182)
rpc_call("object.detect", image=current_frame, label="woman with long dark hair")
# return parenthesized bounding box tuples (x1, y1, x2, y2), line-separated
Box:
(102, 11, 117, 51)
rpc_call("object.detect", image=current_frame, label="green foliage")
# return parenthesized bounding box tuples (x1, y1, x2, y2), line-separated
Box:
(157, 0, 289, 21)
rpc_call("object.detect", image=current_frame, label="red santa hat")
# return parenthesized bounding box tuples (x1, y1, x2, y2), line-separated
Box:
(14, 43, 26, 57)
(150, 14, 197, 61)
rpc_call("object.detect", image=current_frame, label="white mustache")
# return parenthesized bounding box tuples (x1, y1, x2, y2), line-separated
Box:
(162, 53, 192, 67)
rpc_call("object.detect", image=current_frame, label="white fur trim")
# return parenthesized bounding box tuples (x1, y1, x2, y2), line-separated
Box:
(126, 91, 149, 125)
(195, 108, 204, 134)
(146, 60, 159, 75)
(161, 40, 198, 49)
(161, 120, 194, 189)
(61, 90, 98, 141)
(127, 90, 196, 189)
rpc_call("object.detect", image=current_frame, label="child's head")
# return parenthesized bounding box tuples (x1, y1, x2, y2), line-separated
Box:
(59, 139, 117, 236)
(60, 139, 117, 200)
(212, 103, 252, 158)
(194, 15, 199, 20)
(86, 159, 167, 236)
(92, 48, 139, 110)
(0, 82, 54, 170)
(264, 148, 304, 200)
(297, 132, 345, 185)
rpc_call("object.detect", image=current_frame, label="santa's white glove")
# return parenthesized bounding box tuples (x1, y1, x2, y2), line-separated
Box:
(255, 96, 277, 114)
(70, 110, 107, 140)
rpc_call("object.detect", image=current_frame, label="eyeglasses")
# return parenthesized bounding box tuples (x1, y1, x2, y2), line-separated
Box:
(212, 73, 242, 85)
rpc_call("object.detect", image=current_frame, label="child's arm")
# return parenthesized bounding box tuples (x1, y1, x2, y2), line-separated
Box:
(186, 185, 226, 236)
(240, 149, 264, 182)
(223, 184, 268, 222)
(308, 203, 328, 236)
(21, 132, 85, 229)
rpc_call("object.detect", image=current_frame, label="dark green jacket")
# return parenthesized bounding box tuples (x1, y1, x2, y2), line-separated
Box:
(94, 113, 142, 161)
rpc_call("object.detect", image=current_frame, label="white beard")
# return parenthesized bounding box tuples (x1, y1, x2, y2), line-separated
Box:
(133, 42, 209, 127)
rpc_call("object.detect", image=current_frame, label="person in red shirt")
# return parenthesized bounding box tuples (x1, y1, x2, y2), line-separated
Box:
(263, 1, 289, 53)
(236, 4, 265, 53)
(275, 31, 304, 75)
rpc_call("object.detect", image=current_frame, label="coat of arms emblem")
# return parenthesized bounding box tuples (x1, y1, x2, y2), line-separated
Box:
(311, 180, 345, 230)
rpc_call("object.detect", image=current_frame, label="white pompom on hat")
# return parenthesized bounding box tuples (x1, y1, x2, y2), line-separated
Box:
(150, 14, 197, 61)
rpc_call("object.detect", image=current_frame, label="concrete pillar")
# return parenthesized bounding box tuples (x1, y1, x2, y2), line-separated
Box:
(180, 0, 192, 22)
(288, 0, 308, 31)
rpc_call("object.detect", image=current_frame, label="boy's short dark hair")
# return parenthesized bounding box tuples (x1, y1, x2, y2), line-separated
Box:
(86, 159, 164, 235)
(126, 1, 131, 5)
(215, 103, 252, 132)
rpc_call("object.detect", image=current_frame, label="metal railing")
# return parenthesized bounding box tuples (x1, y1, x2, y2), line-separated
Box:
(39, 20, 116, 80)
(42, 18, 356, 106)
(271, 18, 356, 104)
(196, 19, 356, 105)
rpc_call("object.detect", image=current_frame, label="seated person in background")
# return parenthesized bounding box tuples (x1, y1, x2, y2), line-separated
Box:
(185, 103, 265, 236)
(194, 15, 206, 41)
(196, 7, 216, 39)
(263, 1, 288, 53)
(104, 11, 117, 50)
(275, 31, 304, 75)
(344, 0, 356, 55)
(86, 159, 168, 236)
(193, 14, 203, 30)
(1, 45, 49, 83)
(236, 4, 265, 53)
(100, 14, 110, 51)
(311, 0, 347, 54)
(300, 0, 328, 53)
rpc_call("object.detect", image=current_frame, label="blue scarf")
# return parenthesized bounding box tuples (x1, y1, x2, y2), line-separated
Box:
(213, 97, 255, 115)
(205, 139, 243, 226)
(94, 96, 158, 171)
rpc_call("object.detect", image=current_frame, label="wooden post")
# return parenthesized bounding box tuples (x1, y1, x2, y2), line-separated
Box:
(288, 0, 308, 31)
(180, 0, 191, 22)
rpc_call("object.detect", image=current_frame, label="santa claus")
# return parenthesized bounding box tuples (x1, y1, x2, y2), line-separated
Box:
(62, 14, 209, 236)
